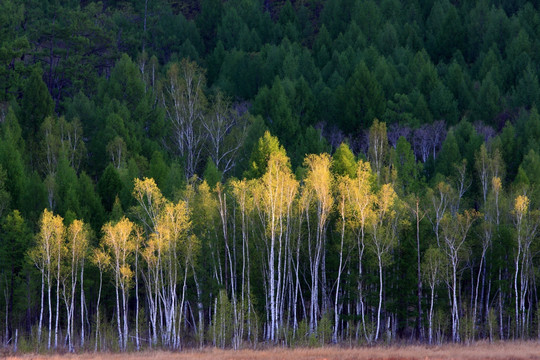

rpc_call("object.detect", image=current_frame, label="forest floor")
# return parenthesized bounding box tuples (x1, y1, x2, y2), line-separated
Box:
(4, 341, 540, 360)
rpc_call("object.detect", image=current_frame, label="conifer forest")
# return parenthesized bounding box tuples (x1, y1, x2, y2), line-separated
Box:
(3, 0, 540, 353)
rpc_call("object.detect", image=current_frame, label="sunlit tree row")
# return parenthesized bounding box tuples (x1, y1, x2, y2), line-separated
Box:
(8, 128, 539, 351)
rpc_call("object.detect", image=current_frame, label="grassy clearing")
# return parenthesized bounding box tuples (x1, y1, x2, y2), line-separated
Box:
(5, 342, 540, 360)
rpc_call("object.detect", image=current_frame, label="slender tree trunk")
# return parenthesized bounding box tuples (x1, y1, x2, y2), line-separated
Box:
(95, 269, 102, 352)
(47, 271, 52, 350)
(416, 200, 423, 341)
(192, 267, 204, 348)
(38, 270, 44, 347)
(114, 274, 122, 351)
(499, 269, 504, 340)
(135, 250, 140, 351)
(293, 232, 300, 333)
(473, 249, 486, 339)
(176, 264, 189, 350)
(269, 227, 276, 341)
(515, 252, 520, 338)
(122, 283, 128, 351)
(375, 254, 383, 341)
(80, 260, 85, 349)
(452, 260, 459, 342)
(63, 283, 72, 352)
(333, 217, 345, 343)
(69, 279, 76, 351)
(55, 258, 60, 349)
(429, 284, 435, 344)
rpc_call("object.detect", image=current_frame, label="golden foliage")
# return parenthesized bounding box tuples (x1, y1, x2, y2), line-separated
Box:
(102, 217, 136, 288)
(514, 194, 530, 217)
(304, 153, 334, 225)
(254, 152, 298, 236)
(133, 177, 166, 229)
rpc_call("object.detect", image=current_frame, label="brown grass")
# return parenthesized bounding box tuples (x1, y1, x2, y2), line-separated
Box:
(5, 342, 540, 360)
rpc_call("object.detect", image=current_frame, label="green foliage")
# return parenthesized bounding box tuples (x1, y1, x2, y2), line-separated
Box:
(392, 136, 421, 194)
(0, 115, 26, 211)
(339, 62, 385, 133)
(435, 131, 461, 178)
(97, 164, 123, 212)
(55, 154, 80, 217)
(332, 143, 357, 178)
(78, 172, 105, 232)
(244, 131, 288, 179)
(19, 68, 54, 139)
(253, 77, 299, 149)
(203, 157, 222, 188)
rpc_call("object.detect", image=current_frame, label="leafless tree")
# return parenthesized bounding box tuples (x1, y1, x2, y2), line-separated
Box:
(202, 93, 248, 176)
(387, 123, 411, 148)
(161, 60, 207, 179)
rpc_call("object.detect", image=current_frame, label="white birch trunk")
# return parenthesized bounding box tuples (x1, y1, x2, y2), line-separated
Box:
(38, 270, 44, 347)
(54, 256, 60, 349)
(429, 284, 435, 344)
(80, 260, 85, 349)
(333, 217, 345, 343)
(94, 269, 102, 352)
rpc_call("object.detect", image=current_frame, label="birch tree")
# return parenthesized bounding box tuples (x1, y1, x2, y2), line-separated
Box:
(202, 93, 248, 176)
(62, 219, 88, 352)
(158, 200, 192, 349)
(52, 212, 65, 350)
(427, 181, 452, 247)
(160, 60, 207, 179)
(102, 217, 136, 351)
(512, 194, 539, 338)
(231, 178, 257, 343)
(253, 151, 298, 341)
(345, 160, 375, 341)
(132, 177, 166, 232)
(333, 176, 353, 342)
(303, 153, 333, 333)
(134, 176, 195, 348)
(422, 247, 446, 344)
(133, 177, 166, 346)
(90, 247, 109, 352)
(29, 209, 64, 350)
(368, 183, 399, 341)
(440, 209, 479, 342)
(368, 119, 388, 180)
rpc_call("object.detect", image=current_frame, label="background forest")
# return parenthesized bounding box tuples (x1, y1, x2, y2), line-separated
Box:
(2, 0, 540, 351)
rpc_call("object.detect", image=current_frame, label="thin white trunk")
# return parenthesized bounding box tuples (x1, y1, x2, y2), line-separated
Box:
(94, 269, 102, 352)
(122, 282, 128, 351)
(47, 270, 52, 350)
(473, 248, 487, 339)
(54, 256, 60, 349)
(269, 226, 276, 341)
(452, 260, 459, 342)
(515, 251, 521, 338)
(38, 270, 44, 347)
(375, 254, 383, 341)
(114, 273, 122, 351)
(429, 284, 435, 344)
(333, 216, 345, 343)
(176, 263, 189, 349)
(135, 250, 140, 351)
(80, 260, 85, 348)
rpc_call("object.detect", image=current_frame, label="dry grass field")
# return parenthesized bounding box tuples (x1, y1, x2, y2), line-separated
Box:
(4, 342, 540, 360)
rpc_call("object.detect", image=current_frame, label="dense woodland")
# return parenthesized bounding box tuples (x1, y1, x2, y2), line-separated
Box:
(3, 0, 540, 352)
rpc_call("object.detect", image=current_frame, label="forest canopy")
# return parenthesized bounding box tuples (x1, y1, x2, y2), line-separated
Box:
(2, 0, 540, 352)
